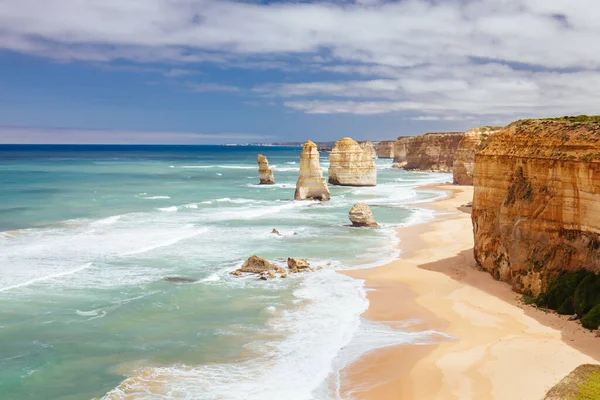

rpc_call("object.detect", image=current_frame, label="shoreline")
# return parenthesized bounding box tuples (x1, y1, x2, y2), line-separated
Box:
(338, 184, 600, 399)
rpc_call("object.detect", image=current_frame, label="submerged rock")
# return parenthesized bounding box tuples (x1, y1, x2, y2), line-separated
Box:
(257, 154, 275, 185)
(329, 137, 377, 186)
(349, 203, 378, 227)
(287, 257, 311, 273)
(294, 140, 330, 201)
(163, 276, 198, 283)
(271, 228, 281, 236)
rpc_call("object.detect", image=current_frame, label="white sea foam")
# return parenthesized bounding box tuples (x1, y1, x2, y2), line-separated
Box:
(121, 228, 207, 256)
(142, 196, 171, 200)
(285, 161, 296, 165)
(157, 206, 178, 212)
(91, 215, 121, 226)
(0, 263, 92, 293)
(216, 198, 255, 204)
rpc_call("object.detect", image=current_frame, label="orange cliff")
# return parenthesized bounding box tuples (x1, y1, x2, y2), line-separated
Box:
(452, 126, 502, 185)
(395, 132, 465, 171)
(472, 117, 600, 296)
(374, 140, 395, 158)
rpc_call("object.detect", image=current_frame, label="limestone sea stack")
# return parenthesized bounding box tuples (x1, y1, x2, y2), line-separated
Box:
(294, 140, 331, 201)
(257, 154, 275, 184)
(328, 137, 376, 186)
(453, 126, 502, 185)
(375, 140, 395, 159)
(472, 117, 600, 296)
(348, 203, 378, 227)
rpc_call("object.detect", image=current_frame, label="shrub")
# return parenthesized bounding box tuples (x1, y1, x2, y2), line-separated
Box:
(537, 270, 590, 313)
(581, 304, 600, 330)
(574, 274, 600, 317)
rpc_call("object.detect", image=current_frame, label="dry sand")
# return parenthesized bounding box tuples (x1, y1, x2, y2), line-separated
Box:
(340, 185, 600, 400)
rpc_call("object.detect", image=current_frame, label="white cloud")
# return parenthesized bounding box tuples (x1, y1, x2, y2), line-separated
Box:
(1, 0, 600, 119)
(0, 126, 268, 144)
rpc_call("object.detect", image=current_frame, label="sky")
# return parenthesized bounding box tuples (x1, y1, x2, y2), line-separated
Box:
(1, 0, 599, 144)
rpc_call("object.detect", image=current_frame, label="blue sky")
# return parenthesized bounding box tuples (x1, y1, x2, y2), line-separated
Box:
(0, 0, 599, 144)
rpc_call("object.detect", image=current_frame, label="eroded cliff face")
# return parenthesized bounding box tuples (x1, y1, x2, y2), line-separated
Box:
(392, 136, 413, 168)
(295, 140, 330, 201)
(472, 118, 600, 296)
(453, 127, 502, 185)
(329, 137, 377, 186)
(403, 132, 465, 171)
(375, 141, 395, 159)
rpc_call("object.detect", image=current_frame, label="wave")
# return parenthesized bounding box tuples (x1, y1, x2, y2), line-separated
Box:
(244, 183, 294, 189)
(285, 161, 296, 165)
(157, 206, 178, 212)
(0, 263, 92, 293)
(121, 228, 207, 256)
(142, 196, 171, 200)
(91, 215, 121, 226)
(215, 198, 255, 204)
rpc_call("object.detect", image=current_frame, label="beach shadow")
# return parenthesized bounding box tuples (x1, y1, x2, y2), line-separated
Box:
(417, 248, 600, 362)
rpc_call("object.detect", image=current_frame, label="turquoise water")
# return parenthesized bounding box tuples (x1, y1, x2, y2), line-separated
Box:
(0, 145, 451, 400)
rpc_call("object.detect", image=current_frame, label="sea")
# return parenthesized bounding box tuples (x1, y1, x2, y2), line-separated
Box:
(0, 145, 452, 400)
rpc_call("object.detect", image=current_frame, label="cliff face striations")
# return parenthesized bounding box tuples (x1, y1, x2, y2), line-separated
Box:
(257, 154, 275, 184)
(453, 127, 502, 185)
(375, 141, 395, 159)
(392, 136, 413, 168)
(402, 132, 465, 171)
(295, 140, 331, 201)
(329, 137, 377, 186)
(472, 117, 600, 296)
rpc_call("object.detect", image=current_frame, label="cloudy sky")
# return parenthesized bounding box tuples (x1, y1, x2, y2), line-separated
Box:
(0, 0, 599, 144)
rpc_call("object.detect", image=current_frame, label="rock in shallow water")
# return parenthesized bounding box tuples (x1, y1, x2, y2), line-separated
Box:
(348, 203, 378, 227)
(294, 140, 330, 201)
(328, 137, 376, 186)
(257, 154, 275, 185)
(163, 277, 198, 283)
(287, 257, 311, 273)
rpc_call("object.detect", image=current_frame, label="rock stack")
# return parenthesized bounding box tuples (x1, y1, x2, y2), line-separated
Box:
(348, 203, 378, 227)
(328, 137, 377, 186)
(294, 140, 330, 201)
(257, 154, 275, 184)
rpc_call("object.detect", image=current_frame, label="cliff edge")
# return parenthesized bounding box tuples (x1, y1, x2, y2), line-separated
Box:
(472, 116, 600, 296)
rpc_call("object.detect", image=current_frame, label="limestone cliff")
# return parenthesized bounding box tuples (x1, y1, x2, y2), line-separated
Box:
(329, 137, 377, 186)
(392, 136, 413, 168)
(453, 127, 502, 185)
(401, 132, 465, 171)
(257, 154, 275, 185)
(359, 141, 377, 160)
(375, 141, 395, 159)
(472, 117, 600, 296)
(294, 140, 330, 201)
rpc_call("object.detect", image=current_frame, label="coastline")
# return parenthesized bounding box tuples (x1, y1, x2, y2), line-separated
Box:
(339, 184, 600, 400)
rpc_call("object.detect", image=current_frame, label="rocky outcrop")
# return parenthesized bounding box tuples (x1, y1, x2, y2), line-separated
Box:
(472, 117, 600, 297)
(401, 132, 465, 171)
(294, 140, 331, 201)
(375, 141, 395, 158)
(349, 203, 378, 227)
(392, 136, 414, 168)
(328, 137, 377, 186)
(287, 257, 311, 273)
(257, 154, 275, 184)
(231, 255, 285, 277)
(453, 127, 502, 185)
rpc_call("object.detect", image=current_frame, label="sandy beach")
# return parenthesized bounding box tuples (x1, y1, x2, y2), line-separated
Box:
(340, 185, 600, 400)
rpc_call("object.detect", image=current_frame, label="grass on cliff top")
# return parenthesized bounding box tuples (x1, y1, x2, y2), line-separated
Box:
(544, 364, 600, 400)
(535, 270, 600, 330)
(510, 115, 600, 127)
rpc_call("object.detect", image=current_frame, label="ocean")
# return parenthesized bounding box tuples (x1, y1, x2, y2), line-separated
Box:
(0, 145, 452, 400)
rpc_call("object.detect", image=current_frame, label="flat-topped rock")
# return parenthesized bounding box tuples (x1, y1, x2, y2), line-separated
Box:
(329, 137, 377, 186)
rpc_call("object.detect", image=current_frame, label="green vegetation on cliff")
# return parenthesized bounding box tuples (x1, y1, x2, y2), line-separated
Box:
(535, 270, 600, 330)
(544, 364, 600, 400)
